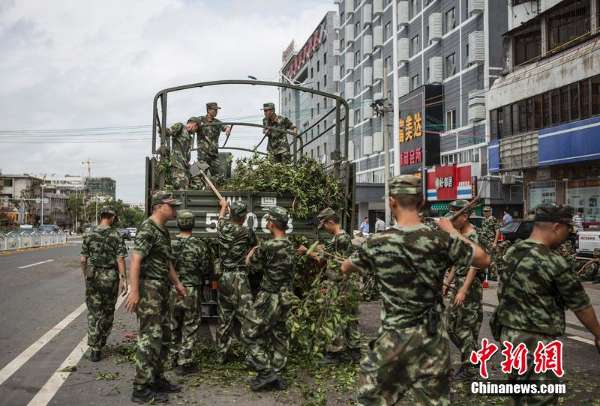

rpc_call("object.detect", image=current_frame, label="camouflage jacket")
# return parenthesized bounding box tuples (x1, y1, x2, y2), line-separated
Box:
(348, 223, 474, 331)
(196, 116, 223, 161)
(248, 237, 295, 293)
(496, 239, 591, 336)
(263, 115, 294, 156)
(81, 224, 127, 269)
(449, 228, 482, 305)
(217, 218, 257, 272)
(323, 230, 354, 280)
(133, 218, 173, 281)
(480, 216, 500, 251)
(171, 235, 209, 287)
(168, 123, 192, 169)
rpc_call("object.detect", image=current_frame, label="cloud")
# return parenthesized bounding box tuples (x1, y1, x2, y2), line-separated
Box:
(0, 0, 333, 202)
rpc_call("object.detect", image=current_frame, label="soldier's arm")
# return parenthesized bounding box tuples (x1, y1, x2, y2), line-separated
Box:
(573, 306, 600, 353)
(168, 261, 187, 297)
(454, 267, 479, 305)
(443, 267, 456, 295)
(80, 237, 89, 275)
(80, 256, 88, 275)
(437, 218, 490, 269)
(125, 253, 142, 313)
(218, 198, 228, 220)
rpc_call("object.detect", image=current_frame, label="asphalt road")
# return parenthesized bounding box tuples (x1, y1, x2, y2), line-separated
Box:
(0, 244, 598, 406)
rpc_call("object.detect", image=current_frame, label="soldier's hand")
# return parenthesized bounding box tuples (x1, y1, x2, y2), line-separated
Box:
(175, 283, 187, 298)
(125, 290, 139, 313)
(224, 126, 232, 136)
(119, 277, 128, 297)
(442, 284, 450, 297)
(437, 217, 457, 234)
(297, 245, 308, 255)
(454, 289, 466, 306)
(218, 198, 228, 209)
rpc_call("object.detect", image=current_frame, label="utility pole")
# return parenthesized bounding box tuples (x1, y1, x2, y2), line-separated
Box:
(81, 159, 93, 179)
(374, 66, 393, 227)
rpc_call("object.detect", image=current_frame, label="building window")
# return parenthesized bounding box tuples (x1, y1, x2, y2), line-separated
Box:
(551, 89, 560, 124)
(410, 0, 418, 19)
(355, 50, 361, 64)
(490, 109, 498, 140)
(570, 83, 580, 121)
(323, 52, 327, 65)
(560, 86, 569, 123)
(323, 74, 327, 87)
(324, 142, 327, 156)
(317, 60, 320, 72)
(355, 21, 361, 36)
(542, 92, 551, 127)
(592, 75, 600, 116)
(465, 43, 469, 58)
(355, 79, 361, 94)
(384, 22, 392, 40)
(317, 103, 321, 115)
(580, 79, 590, 119)
(446, 109, 456, 130)
(512, 103, 519, 133)
(311, 149, 314, 158)
(526, 97, 535, 131)
(411, 35, 420, 56)
(324, 97, 328, 109)
(340, 39, 345, 49)
(311, 67, 314, 78)
(311, 108, 314, 119)
(547, 2, 591, 52)
(3, 179, 13, 187)
(445, 8, 456, 34)
(385, 56, 392, 71)
(411, 74, 420, 90)
(354, 109, 361, 123)
(514, 29, 541, 66)
(497, 107, 505, 139)
(445, 53, 456, 77)
(504, 106, 512, 137)
(426, 65, 430, 81)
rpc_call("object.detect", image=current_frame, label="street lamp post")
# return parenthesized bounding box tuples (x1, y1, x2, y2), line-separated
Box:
(41, 183, 44, 226)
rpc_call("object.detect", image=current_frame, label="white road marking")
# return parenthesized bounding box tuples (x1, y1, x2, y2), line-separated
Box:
(0, 303, 87, 386)
(27, 295, 126, 406)
(567, 335, 595, 346)
(18, 259, 55, 269)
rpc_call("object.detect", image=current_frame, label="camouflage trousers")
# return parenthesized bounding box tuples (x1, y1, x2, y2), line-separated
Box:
(133, 279, 170, 391)
(190, 158, 221, 189)
(168, 285, 200, 367)
(357, 324, 450, 406)
(85, 267, 119, 351)
(500, 327, 561, 406)
(446, 295, 483, 368)
(268, 151, 291, 164)
(216, 271, 253, 357)
(325, 278, 361, 353)
(243, 290, 293, 377)
(169, 158, 190, 190)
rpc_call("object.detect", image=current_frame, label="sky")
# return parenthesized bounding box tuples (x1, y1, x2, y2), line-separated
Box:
(0, 0, 333, 203)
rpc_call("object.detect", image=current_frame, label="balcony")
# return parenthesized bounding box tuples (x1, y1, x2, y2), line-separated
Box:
(429, 56, 442, 83)
(468, 89, 486, 122)
(345, 23, 355, 43)
(398, 76, 409, 96)
(333, 39, 341, 56)
(345, 81, 355, 100)
(397, 37, 409, 63)
(373, 24, 383, 48)
(373, 0, 384, 15)
(373, 58, 384, 80)
(345, 0, 354, 16)
(428, 12, 442, 41)
(373, 130, 384, 153)
(345, 51, 355, 71)
(362, 99, 374, 120)
(468, 31, 484, 65)
(363, 66, 373, 87)
(398, 1, 409, 26)
(362, 3, 372, 25)
(363, 135, 374, 155)
(363, 34, 373, 56)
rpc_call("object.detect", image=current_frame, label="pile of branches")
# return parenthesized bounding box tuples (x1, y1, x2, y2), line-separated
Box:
(223, 155, 345, 219)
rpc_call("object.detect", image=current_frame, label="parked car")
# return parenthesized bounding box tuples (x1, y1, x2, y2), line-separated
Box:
(499, 219, 577, 246)
(38, 225, 60, 233)
(126, 227, 137, 238)
(119, 228, 131, 240)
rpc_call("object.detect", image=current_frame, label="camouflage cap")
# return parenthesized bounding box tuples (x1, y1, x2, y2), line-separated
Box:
(99, 206, 116, 216)
(262, 102, 276, 111)
(317, 207, 337, 228)
(151, 191, 182, 207)
(230, 201, 248, 218)
(534, 203, 574, 225)
(187, 116, 203, 127)
(177, 210, 195, 229)
(266, 206, 289, 230)
(388, 175, 421, 196)
(206, 102, 221, 110)
(449, 199, 470, 211)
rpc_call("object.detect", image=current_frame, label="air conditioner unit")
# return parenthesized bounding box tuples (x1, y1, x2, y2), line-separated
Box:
(373, 0, 384, 15)
(345, 23, 355, 43)
(345, 81, 355, 100)
(333, 39, 341, 56)
(362, 4, 372, 24)
(373, 24, 383, 48)
(429, 56, 443, 83)
(501, 174, 515, 185)
(363, 66, 373, 87)
(398, 76, 409, 96)
(345, 0, 354, 16)
(468, 0, 484, 15)
(397, 37, 409, 63)
(428, 12, 442, 41)
(363, 34, 374, 56)
(398, 1, 409, 25)
(333, 65, 341, 82)
(373, 131, 384, 152)
(468, 31, 485, 65)
(468, 89, 486, 122)
(373, 58, 384, 80)
(363, 99, 374, 119)
(363, 135, 373, 155)
(345, 52, 355, 70)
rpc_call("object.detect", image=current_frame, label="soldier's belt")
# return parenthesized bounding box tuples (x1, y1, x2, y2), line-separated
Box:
(90, 265, 116, 270)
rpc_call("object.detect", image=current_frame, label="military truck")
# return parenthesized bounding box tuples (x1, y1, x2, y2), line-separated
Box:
(145, 79, 355, 318)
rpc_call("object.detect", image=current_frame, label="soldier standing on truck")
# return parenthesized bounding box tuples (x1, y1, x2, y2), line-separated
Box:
(216, 198, 257, 364)
(442, 199, 483, 379)
(243, 207, 296, 391)
(80, 206, 127, 362)
(262, 102, 297, 163)
(168, 210, 209, 376)
(492, 203, 600, 405)
(298, 207, 360, 365)
(341, 175, 490, 405)
(125, 191, 188, 404)
(193, 102, 231, 187)
(166, 117, 201, 190)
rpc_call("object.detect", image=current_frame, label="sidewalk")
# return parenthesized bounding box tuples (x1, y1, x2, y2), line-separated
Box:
(481, 281, 600, 341)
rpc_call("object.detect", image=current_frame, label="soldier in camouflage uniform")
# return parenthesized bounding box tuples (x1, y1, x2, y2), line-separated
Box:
(341, 175, 491, 406)
(262, 102, 297, 163)
(168, 210, 209, 376)
(493, 203, 600, 406)
(166, 117, 201, 190)
(442, 200, 483, 379)
(80, 206, 128, 362)
(243, 206, 296, 391)
(216, 198, 257, 363)
(193, 102, 231, 186)
(299, 207, 360, 364)
(480, 206, 500, 253)
(126, 191, 188, 404)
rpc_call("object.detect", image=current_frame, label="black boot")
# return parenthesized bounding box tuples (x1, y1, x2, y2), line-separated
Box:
(175, 363, 200, 376)
(250, 373, 278, 391)
(154, 377, 182, 393)
(272, 376, 288, 391)
(131, 387, 168, 404)
(341, 348, 362, 364)
(90, 350, 101, 362)
(318, 352, 340, 366)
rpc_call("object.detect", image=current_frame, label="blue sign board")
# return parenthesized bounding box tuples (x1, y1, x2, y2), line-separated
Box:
(538, 116, 600, 166)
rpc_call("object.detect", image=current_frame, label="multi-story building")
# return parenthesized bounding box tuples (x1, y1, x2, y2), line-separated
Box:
(85, 177, 116, 201)
(280, 11, 340, 163)
(488, 0, 600, 224)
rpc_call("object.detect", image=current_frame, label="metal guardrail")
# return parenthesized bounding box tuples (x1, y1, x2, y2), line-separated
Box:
(0, 231, 68, 251)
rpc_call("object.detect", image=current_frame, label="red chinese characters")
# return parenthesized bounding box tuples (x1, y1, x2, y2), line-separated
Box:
(501, 341, 529, 375)
(470, 338, 499, 379)
(400, 147, 422, 167)
(534, 340, 564, 377)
